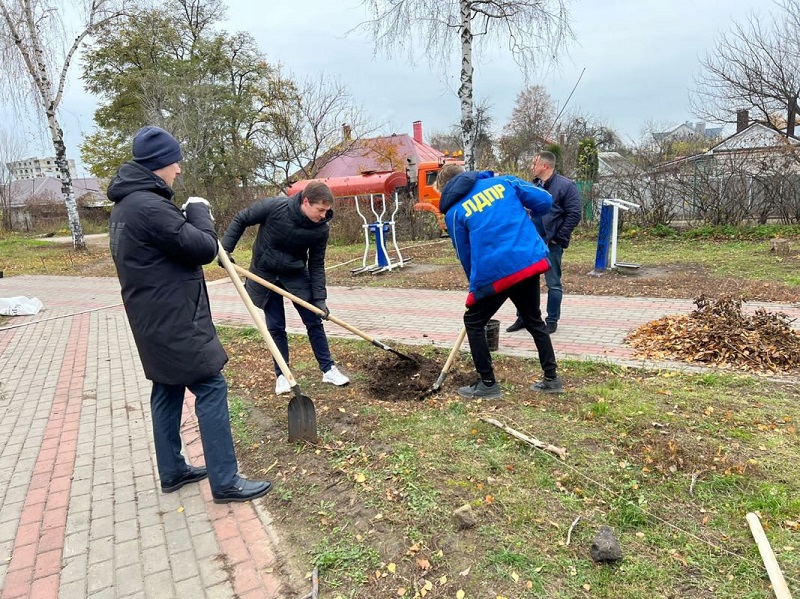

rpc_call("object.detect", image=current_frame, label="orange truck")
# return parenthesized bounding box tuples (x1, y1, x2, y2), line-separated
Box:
(286, 157, 463, 231)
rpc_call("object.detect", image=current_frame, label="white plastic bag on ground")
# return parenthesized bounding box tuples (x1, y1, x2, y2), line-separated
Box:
(0, 296, 44, 316)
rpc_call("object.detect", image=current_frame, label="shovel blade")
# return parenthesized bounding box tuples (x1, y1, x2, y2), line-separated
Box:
(288, 394, 318, 443)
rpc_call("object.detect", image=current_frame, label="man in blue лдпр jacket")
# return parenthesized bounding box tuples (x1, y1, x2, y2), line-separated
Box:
(435, 164, 565, 398)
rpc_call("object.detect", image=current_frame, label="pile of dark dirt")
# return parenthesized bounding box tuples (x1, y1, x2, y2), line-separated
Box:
(625, 295, 800, 372)
(362, 351, 445, 401)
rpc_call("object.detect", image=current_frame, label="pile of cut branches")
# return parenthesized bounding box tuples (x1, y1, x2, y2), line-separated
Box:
(625, 295, 800, 372)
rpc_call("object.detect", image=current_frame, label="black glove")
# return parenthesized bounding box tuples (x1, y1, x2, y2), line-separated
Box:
(313, 299, 330, 318)
(217, 250, 235, 268)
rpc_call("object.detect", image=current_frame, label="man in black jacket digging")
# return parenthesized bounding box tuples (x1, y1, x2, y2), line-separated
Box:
(108, 126, 272, 503)
(221, 182, 349, 395)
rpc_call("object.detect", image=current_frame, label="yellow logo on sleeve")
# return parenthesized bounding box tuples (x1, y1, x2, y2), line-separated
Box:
(462, 184, 506, 217)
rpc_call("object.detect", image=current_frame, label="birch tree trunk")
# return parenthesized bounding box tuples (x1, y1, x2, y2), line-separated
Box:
(49, 109, 84, 249)
(459, 0, 475, 171)
(0, 0, 125, 250)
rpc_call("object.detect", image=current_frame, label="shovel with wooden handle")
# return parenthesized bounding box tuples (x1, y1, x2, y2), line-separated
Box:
(432, 326, 468, 392)
(232, 263, 417, 363)
(217, 244, 317, 443)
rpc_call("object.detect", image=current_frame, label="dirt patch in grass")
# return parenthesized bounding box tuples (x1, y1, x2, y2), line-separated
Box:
(362, 351, 476, 401)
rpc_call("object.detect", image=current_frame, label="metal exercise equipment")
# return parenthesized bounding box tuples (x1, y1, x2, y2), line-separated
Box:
(351, 192, 410, 275)
(592, 198, 641, 273)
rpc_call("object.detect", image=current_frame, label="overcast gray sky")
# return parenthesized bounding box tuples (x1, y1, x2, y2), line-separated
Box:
(7, 0, 777, 175)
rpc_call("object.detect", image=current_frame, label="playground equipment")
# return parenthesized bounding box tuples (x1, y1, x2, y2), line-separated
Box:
(591, 198, 641, 274)
(351, 192, 410, 275)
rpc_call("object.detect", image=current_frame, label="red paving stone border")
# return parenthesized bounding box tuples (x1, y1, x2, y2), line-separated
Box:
(1, 314, 88, 599)
(182, 398, 284, 599)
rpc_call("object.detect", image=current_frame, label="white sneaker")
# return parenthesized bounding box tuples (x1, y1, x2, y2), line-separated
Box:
(275, 374, 291, 395)
(322, 365, 349, 386)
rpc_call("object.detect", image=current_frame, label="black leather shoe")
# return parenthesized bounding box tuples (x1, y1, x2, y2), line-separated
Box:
(212, 478, 273, 504)
(506, 319, 525, 332)
(546, 321, 558, 334)
(161, 465, 208, 493)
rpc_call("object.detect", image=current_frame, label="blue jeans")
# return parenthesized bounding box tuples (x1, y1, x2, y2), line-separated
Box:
(543, 243, 564, 324)
(263, 288, 334, 376)
(150, 373, 238, 492)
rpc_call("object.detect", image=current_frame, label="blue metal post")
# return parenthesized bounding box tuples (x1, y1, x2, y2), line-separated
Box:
(368, 223, 391, 268)
(594, 203, 614, 271)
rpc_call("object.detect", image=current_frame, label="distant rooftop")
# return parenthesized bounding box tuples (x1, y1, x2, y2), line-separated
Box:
(4, 176, 104, 208)
(314, 133, 444, 179)
(653, 121, 723, 141)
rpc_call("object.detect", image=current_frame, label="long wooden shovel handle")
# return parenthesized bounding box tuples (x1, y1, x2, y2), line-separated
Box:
(433, 327, 467, 390)
(746, 512, 793, 599)
(217, 244, 298, 391)
(233, 263, 385, 348)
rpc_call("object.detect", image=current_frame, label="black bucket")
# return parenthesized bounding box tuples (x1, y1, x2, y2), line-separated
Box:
(485, 319, 500, 351)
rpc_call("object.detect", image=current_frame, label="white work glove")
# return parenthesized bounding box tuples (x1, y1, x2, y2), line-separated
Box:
(181, 196, 214, 221)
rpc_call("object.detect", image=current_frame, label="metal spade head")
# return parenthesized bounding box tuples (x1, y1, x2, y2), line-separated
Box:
(287, 391, 318, 443)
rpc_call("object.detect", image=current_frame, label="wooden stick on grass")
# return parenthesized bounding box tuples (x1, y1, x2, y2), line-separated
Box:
(478, 416, 567, 459)
(566, 515, 581, 546)
(746, 512, 793, 599)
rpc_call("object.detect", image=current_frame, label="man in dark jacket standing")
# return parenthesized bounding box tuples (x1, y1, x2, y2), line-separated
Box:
(507, 151, 582, 334)
(221, 182, 349, 396)
(435, 164, 564, 398)
(108, 126, 272, 503)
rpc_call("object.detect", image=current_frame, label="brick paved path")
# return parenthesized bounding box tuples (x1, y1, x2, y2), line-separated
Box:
(0, 275, 798, 598)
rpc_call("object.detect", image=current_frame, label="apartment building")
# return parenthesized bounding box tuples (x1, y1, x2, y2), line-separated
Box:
(6, 157, 78, 180)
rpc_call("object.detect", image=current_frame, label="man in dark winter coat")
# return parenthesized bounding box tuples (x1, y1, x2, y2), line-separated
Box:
(507, 150, 582, 334)
(108, 125, 272, 503)
(221, 182, 349, 396)
(435, 164, 565, 398)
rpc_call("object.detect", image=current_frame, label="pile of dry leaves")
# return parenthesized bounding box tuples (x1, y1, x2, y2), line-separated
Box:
(626, 295, 800, 372)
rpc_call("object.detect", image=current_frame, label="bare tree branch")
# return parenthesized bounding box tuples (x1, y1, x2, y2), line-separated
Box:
(691, 1, 800, 137)
(357, 0, 572, 169)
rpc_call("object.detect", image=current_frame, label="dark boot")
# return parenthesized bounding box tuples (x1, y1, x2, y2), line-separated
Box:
(531, 376, 564, 394)
(506, 319, 525, 332)
(458, 380, 503, 399)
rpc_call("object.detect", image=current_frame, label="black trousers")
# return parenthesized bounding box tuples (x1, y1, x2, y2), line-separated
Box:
(464, 274, 558, 382)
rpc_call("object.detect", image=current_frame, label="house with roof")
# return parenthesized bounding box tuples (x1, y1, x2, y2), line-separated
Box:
(590, 151, 639, 214)
(311, 121, 445, 180)
(598, 151, 636, 178)
(653, 111, 800, 223)
(1, 176, 106, 229)
(653, 121, 724, 142)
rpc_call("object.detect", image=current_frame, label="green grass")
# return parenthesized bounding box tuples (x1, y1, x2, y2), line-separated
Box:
(228, 394, 257, 447)
(3, 225, 799, 290)
(310, 534, 381, 586)
(0, 233, 111, 276)
(567, 230, 800, 287)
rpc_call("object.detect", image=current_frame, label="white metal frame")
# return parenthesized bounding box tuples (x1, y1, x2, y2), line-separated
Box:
(602, 198, 640, 268)
(351, 192, 407, 275)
